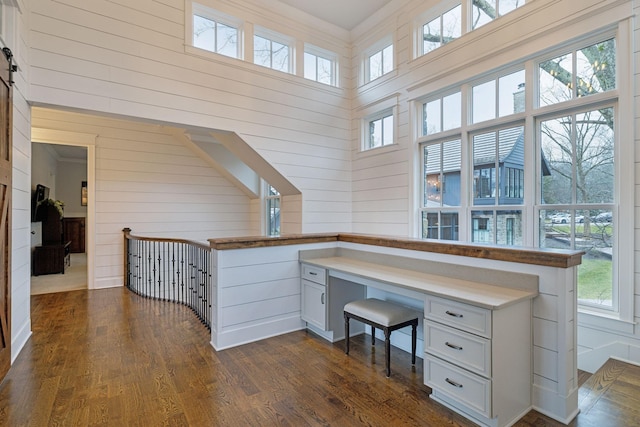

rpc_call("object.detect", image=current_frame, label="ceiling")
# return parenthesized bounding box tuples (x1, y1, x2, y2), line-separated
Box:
(46, 144, 87, 161)
(277, 0, 394, 30)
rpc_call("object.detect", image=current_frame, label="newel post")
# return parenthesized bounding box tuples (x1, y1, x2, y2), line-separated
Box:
(123, 228, 131, 287)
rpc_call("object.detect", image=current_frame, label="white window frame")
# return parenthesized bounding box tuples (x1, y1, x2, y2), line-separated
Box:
(264, 182, 280, 237)
(303, 43, 338, 86)
(415, 1, 463, 58)
(253, 26, 294, 74)
(188, 2, 243, 60)
(363, 108, 395, 151)
(415, 25, 632, 324)
(413, 0, 527, 59)
(362, 36, 394, 84)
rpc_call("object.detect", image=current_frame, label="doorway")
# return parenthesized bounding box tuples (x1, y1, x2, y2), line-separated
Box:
(30, 142, 90, 294)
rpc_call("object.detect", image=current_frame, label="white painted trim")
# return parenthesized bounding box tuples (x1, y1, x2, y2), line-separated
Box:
(31, 128, 97, 291)
(10, 320, 31, 363)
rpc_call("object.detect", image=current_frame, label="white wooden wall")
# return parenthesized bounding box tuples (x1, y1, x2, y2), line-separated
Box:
(8, 0, 33, 362)
(348, 0, 640, 372)
(28, 0, 353, 234)
(31, 108, 255, 289)
(211, 242, 336, 350)
(572, 0, 640, 372)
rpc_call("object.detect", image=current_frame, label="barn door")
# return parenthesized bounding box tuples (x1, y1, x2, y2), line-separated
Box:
(0, 47, 14, 382)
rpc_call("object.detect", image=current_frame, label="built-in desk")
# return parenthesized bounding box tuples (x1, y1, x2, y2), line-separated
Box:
(300, 251, 537, 427)
(208, 233, 582, 426)
(301, 255, 537, 309)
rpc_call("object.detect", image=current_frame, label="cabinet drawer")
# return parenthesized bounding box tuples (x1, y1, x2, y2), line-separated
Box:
(425, 320, 491, 377)
(301, 264, 326, 285)
(424, 355, 492, 418)
(425, 296, 491, 338)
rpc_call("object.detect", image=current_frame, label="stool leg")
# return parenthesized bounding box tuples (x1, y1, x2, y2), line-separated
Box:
(384, 327, 391, 377)
(411, 322, 417, 365)
(344, 313, 350, 355)
(371, 325, 375, 346)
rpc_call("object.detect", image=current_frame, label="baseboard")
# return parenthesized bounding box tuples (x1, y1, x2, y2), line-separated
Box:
(532, 383, 579, 424)
(578, 341, 640, 373)
(211, 315, 306, 350)
(11, 319, 32, 363)
(91, 277, 123, 289)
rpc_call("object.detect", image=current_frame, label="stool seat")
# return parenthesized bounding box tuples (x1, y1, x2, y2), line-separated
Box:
(344, 298, 419, 377)
(344, 298, 418, 327)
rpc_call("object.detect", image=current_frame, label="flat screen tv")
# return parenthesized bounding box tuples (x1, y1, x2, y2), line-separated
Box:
(31, 184, 49, 222)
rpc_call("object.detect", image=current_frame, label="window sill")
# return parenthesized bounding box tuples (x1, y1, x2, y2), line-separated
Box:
(358, 69, 398, 93)
(577, 308, 636, 335)
(356, 142, 400, 158)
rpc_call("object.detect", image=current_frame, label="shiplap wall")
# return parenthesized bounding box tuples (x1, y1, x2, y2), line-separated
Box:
(9, 0, 33, 361)
(572, 0, 640, 372)
(28, 0, 353, 234)
(348, 0, 640, 372)
(31, 108, 255, 289)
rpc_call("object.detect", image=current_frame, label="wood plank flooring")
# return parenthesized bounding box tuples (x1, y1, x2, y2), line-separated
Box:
(0, 288, 638, 426)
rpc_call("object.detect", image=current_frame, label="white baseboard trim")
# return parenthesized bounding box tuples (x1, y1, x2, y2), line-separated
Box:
(211, 316, 306, 350)
(11, 319, 32, 363)
(532, 384, 579, 424)
(92, 277, 123, 289)
(578, 341, 640, 373)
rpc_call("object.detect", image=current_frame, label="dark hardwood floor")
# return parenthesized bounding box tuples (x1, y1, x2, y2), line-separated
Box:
(0, 288, 637, 426)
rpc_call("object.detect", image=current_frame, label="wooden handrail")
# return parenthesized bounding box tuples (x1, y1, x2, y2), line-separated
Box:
(123, 228, 212, 329)
(123, 228, 210, 251)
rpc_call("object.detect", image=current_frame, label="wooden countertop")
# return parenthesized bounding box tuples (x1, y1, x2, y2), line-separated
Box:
(208, 232, 583, 269)
(302, 256, 538, 310)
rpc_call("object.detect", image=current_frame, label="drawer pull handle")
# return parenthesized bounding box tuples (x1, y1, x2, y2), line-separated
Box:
(445, 342, 463, 351)
(445, 310, 463, 318)
(309, 271, 318, 276)
(445, 378, 463, 388)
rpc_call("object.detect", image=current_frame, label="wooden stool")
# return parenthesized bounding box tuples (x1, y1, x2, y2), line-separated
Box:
(344, 298, 419, 377)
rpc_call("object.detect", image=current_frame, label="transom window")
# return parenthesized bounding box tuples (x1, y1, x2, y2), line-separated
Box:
(422, 5, 462, 55)
(418, 1, 525, 58)
(422, 91, 461, 136)
(304, 45, 336, 86)
(472, 0, 526, 30)
(192, 5, 240, 58)
(254, 30, 291, 73)
(471, 69, 525, 124)
(368, 44, 393, 82)
(539, 38, 615, 107)
(367, 111, 394, 149)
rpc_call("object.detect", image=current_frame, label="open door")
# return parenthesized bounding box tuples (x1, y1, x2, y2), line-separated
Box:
(0, 47, 13, 381)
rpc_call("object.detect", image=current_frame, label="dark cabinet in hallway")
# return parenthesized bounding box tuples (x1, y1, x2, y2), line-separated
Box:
(64, 217, 85, 253)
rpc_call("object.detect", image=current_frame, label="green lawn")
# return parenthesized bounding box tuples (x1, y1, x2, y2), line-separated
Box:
(578, 258, 612, 303)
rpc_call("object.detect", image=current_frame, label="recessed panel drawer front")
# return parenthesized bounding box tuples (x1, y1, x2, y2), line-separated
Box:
(425, 296, 491, 338)
(301, 264, 326, 285)
(425, 320, 491, 377)
(425, 355, 492, 418)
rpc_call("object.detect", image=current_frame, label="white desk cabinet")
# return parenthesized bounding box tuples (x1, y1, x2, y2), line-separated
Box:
(424, 295, 532, 427)
(300, 262, 365, 341)
(301, 264, 328, 330)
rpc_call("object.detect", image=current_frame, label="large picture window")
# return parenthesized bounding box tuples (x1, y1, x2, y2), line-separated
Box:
(539, 107, 615, 308)
(417, 35, 621, 312)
